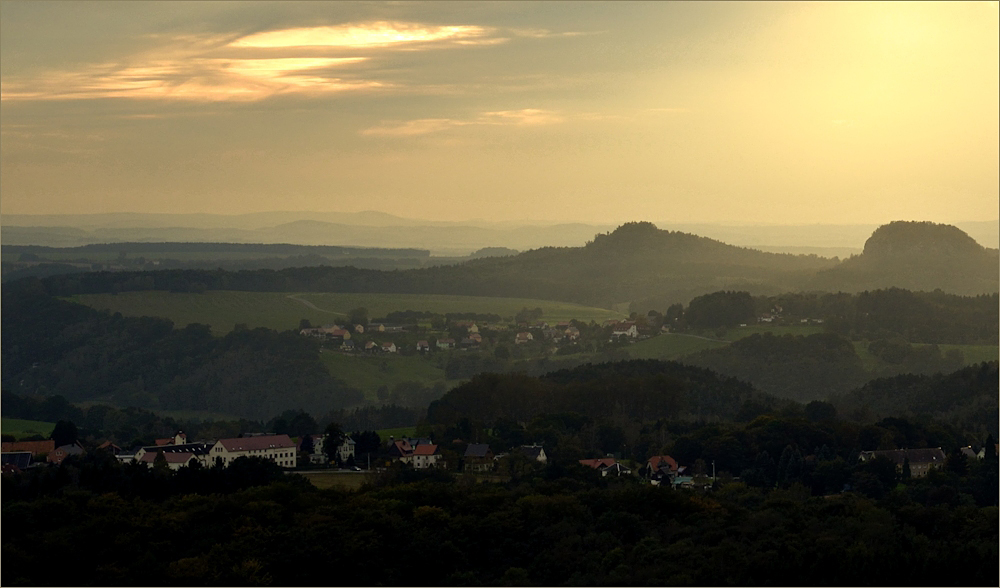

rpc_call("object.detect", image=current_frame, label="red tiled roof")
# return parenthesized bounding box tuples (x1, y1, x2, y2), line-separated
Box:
(217, 435, 295, 452)
(155, 438, 173, 446)
(2, 440, 55, 456)
(648, 455, 678, 471)
(579, 458, 616, 469)
(413, 444, 439, 456)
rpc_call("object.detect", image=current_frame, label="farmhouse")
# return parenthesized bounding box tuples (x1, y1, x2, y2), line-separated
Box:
(464, 444, 494, 472)
(519, 445, 547, 463)
(210, 434, 297, 468)
(412, 444, 443, 469)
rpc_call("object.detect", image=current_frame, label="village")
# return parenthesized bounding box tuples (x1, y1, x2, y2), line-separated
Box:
(3, 427, 979, 492)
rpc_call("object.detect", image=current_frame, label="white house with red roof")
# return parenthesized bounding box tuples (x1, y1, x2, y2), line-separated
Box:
(412, 444, 443, 469)
(209, 434, 297, 468)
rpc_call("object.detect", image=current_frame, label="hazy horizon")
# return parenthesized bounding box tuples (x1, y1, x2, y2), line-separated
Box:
(2, 2, 998, 225)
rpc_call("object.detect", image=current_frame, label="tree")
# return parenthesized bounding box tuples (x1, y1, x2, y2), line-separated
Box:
(299, 318, 312, 330)
(348, 307, 369, 327)
(322, 422, 346, 463)
(300, 434, 315, 455)
(51, 420, 78, 448)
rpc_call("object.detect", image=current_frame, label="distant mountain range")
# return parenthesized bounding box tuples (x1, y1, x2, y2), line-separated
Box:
(4, 211, 996, 256)
(26, 220, 998, 312)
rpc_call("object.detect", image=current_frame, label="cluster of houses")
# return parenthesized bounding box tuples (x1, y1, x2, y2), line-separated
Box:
(4, 434, 988, 489)
(298, 315, 653, 355)
(1, 431, 357, 473)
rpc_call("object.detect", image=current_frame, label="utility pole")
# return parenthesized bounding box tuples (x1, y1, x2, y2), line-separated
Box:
(712, 460, 716, 483)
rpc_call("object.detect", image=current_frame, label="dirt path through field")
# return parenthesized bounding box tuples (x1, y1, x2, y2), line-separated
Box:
(286, 294, 348, 316)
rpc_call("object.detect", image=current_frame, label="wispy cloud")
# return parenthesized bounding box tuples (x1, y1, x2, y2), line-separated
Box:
(229, 22, 496, 49)
(361, 108, 565, 136)
(0, 20, 514, 103)
(1, 55, 381, 102)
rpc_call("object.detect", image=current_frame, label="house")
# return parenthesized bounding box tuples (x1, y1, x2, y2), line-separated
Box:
(329, 328, 351, 342)
(1, 440, 55, 458)
(416, 340, 430, 352)
(341, 339, 355, 351)
(519, 445, 547, 464)
(370, 323, 386, 332)
(388, 439, 414, 464)
(115, 448, 138, 465)
(139, 451, 198, 470)
(565, 326, 580, 340)
(437, 338, 455, 350)
(460, 337, 480, 348)
(542, 328, 563, 340)
(413, 444, 443, 469)
(381, 342, 397, 353)
(134, 442, 213, 468)
(154, 431, 188, 446)
(47, 443, 85, 465)
(960, 446, 985, 460)
(364, 341, 378, 352)
(515, 332, 533, 345)
(857, 448, 947, 478)
(644, 455, 683, 486)
(602, 462, 632, 477)
(611, 322, 638, 338)
(354, 324, 365, 334)
(579, 457, 631, 476)
(209, 434, 297, 468)
(464, 444, 494, 472)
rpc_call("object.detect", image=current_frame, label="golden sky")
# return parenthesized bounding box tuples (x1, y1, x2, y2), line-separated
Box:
(1, 1, 997, 224)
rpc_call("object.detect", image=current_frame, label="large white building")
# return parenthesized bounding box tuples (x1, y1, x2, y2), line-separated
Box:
(210, 434, 297, 468)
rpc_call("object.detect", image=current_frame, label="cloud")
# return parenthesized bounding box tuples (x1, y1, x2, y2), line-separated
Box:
(229, 22, 494, 49)
(361, 108, 565, 136)
(509, 28, 593, 39)
(1, 56, 381, 102)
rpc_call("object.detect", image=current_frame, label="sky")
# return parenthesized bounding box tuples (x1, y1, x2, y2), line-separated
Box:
(1, 1, 998, 225)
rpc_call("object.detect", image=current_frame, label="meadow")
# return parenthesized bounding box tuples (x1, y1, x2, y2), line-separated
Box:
(70, 291, 626, 335)
(319, 351, 457, 402)
(1, 418, 56, 440)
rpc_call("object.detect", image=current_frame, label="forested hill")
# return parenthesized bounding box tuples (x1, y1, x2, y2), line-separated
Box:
(0, 280, 363, 420)
(22, 220, 998, 307)
(425, 359, 786, 428)
(809, 221, 1000, 295)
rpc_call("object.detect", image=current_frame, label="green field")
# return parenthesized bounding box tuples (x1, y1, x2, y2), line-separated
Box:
(1, 418, 56, 439)
(629, 333, 728, 360)
(376, 426, 418, 439)
(70, 291, 626, 335)
(320, 351, 458, 402)
(938, 344, 998, 365)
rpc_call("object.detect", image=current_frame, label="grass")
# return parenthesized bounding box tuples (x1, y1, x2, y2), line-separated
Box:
(70, 291, 626, 335)
(938, 344, 998, 366)
(628, 333, 728, 360)
(2, 418, 56, 439)
(295, 471, 372, 491)
(376, 427, 418, 439)
(319, 352, 457, 402)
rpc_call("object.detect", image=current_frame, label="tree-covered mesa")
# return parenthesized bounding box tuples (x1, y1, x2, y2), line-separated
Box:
(2, 433, 997, 586)
(1, 281, 362, 421)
